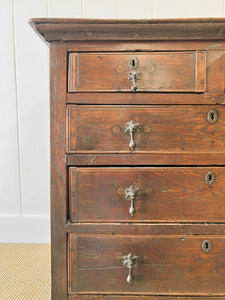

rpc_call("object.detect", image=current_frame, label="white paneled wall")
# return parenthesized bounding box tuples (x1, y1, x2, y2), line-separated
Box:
(1, 0, 224, 243)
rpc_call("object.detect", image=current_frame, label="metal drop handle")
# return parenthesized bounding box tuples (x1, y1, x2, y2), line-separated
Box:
(125, 120, 140, 151)
(128, 71, 137, 92)
(125, 185, 140, 216)
(128, 70, 140, 92)
(123, 253, 138, 284)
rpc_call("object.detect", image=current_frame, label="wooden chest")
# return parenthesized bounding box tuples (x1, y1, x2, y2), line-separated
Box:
(30, 18, 225, 299)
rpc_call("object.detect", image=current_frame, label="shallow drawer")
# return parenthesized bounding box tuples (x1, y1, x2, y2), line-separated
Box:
(68, 51, 206, 92)
(67, 105, 225, 153)
(69, 167, 225, 223)
(68, 234, 225, 295)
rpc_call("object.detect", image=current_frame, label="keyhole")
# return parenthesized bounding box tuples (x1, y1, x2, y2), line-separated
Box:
(207, 110, 218, 124)
(205, 171, 216, 185)
(201, 240, 212, 253)
(128, 57, 139, 69)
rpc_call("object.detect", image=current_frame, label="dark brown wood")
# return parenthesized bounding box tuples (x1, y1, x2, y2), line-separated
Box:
(67, 105, 225, 153)
(66, 152, 225, 166)
(30, 18, 225, 42)
(67, 92, 225, 105)
(68, 234, 77, 294)
(67, 49, 225, 104)
(50, 43, 68, 300)
(69, 296, 225, 300)
(68, 234, 225, 295)
(68, 52, 206, 93)
(69, 167, 225, 223)
(207, 51, 225, 93)
(67, 40, 225, 52)
(31, 18, 225, 299)
(66, 223, 225, 236)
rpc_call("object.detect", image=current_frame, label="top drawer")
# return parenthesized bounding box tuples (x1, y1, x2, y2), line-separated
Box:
(68, 51, 206, 93)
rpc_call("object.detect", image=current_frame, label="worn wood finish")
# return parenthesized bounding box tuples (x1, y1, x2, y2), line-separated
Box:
(69, 167, 225, 223)
(68, 52, 206, 92)
(67, 105, 225, 153)
(30, 19, 225, 299)
(68, 234, 225, 295)
(67, 40, 225, 52)
(66, 152, 225, 166)
(67, 92, 225, 105)
(207, 51, 225, 94)
(67, 50, 225, 104)
(29, 18, 225, 42)
(69, 296, 225, 300)
(66, 223, 225, 236)
(50, 43, 68, 300)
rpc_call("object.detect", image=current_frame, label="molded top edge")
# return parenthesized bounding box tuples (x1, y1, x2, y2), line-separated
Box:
(29, 17, 225, 43)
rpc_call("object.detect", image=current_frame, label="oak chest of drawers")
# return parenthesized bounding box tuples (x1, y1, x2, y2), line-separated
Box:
(30, 18, 225, 300)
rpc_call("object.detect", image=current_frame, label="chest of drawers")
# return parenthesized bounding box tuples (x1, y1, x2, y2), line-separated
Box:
(30, 18, 225, 299)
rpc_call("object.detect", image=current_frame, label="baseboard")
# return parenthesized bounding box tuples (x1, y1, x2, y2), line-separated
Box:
(0, 215, 50, 243)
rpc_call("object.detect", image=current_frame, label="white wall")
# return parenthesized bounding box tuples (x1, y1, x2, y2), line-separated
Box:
(1, 0, 224, 243)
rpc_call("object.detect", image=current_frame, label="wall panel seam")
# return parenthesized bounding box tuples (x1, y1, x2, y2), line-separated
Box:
(12, 0, 22, 216)
(81, 0, 83, 18)
(223, 0, 225, 17)
(116, 0, 118, 18)
(187, 0, 190, 17)
(152, 0, 155, 18)
(46, 0, 49, 17)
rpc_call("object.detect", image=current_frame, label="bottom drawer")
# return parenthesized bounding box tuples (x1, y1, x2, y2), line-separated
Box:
(68, 234, 225, 295)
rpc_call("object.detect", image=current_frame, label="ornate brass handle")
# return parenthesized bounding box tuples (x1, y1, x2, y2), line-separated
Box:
(125, 120, 140, 151)
(125, 185, 140, 216)
(128, 71, 140, 92)
(123, 253, 138, 284)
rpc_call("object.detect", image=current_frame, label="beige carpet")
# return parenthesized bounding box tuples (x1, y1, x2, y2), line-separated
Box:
(0, 244, 51, 300)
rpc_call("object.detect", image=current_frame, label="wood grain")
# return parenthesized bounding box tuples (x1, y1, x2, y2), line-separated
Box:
(50, 43, 67, 300)
(69, 296, 225, 300)
(29, 18, 225, 42)
(67, 92, 225, 105)
(68, 52, 205, 92)
(67, 105, 225, 153)
(67, 40, 225, 52)
(69, 167, 225, 223)
(69, 234, 225, 295)
(31, 18, 225, 299)
(66, 223, 225, 236)
(66, 152, 225, 166)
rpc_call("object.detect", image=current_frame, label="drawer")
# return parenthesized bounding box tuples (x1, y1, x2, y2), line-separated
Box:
(68, 234, 225, 295)
(68, 51, 206, 93)
(69, 167, 225, 223)
(67, 105, 224, 153)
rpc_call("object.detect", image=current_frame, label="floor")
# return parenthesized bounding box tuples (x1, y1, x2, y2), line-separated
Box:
(0, 244, 51, 300)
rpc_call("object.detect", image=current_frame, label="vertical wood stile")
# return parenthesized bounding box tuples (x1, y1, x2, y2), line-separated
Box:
(50, 43, 68, 299)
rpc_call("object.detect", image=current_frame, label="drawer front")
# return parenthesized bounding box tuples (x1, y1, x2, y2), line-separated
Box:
(68, 51, 206, 92)
(68, 234, 225, 295)
(67, 105, 224, 153)
(69, 167, 225, 223)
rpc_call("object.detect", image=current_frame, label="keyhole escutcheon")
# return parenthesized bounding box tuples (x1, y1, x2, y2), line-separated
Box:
(201, 239, 212, 253)
(207, 110, 218, 124)
(205, 171, 216, 185)
(128, 57, 139, 69)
